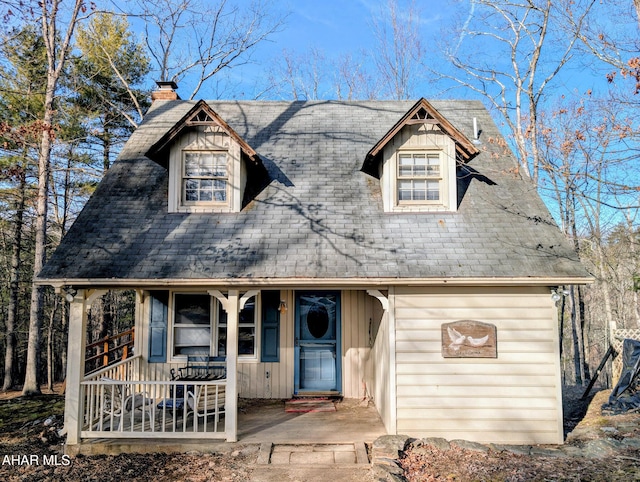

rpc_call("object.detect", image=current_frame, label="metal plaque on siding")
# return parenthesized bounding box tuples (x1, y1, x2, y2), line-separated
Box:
(441, 320, 497, 358)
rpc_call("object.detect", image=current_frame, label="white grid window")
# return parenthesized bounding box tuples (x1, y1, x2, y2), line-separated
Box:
(397, 152, 442, 203)
(172, 293, 257, 359)
(182, 151, 227, 204)
(173, 294, 212, 356)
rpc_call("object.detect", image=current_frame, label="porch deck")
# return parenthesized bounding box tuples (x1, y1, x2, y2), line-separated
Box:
(238, 398, 386, 444)
(67, 397, 387, 456)
(79, 356, 227, 440)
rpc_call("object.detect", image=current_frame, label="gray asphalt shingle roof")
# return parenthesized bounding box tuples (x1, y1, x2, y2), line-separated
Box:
(38, 99, 590, 284)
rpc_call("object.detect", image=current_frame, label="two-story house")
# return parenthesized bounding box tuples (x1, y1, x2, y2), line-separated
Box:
(38, 82, 591, 448)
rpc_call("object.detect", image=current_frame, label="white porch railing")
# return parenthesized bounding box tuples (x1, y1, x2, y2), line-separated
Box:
(84, 354, 142, 383)
(80, 356, 227, 439)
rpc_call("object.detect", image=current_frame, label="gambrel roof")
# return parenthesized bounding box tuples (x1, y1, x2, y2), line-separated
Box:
(38, 99, 591, 286)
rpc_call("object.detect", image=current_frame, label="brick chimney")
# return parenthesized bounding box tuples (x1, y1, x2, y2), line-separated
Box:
(151, 81, 180, 102)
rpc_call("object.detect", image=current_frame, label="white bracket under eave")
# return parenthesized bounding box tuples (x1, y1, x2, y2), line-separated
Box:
(366, 289, 389, 312)
(84, 289, 109, 313)
(208, 289, 259, 312)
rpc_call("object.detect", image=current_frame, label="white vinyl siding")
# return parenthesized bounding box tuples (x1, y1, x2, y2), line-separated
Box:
(393, 286, 563, 445)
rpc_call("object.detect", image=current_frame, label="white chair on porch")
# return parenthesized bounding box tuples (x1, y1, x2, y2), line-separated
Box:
(186, 383, 226, 433)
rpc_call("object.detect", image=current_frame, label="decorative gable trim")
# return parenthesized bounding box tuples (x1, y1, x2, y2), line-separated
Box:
(146, 100, 259, 167)
(362, 98, 479, 178)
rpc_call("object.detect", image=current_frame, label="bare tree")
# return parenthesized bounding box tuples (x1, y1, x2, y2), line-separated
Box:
(537, 93, 640, 383)
(439, 0, 595, 184)
(266, 0, 422, 101)
(2, 163, 26, 391)
(370, 0, 424, 100)
(128, 0, 283, 99)
(334, 53, 379, 101)
(566, 0, 640, 95)
(21, 0, 89, 396)
(267, 48, 330, 100)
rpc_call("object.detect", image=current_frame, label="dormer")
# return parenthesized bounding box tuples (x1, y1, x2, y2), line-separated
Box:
(363, 99, 479, 213)
(146, 100, 262, 213)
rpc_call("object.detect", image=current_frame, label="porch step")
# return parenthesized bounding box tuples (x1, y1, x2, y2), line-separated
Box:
(258, 442, 370, 466)
(290, 392, 343, 401)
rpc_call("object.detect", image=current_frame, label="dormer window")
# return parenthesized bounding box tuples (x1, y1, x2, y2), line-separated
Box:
(397, 152, 442, 204)
(182, 151, 228, 205)
(382, 136, 455, 212)
(167, 131, 239, 213)
(145, 100, 264, 214)
(362, 98, 480, 213)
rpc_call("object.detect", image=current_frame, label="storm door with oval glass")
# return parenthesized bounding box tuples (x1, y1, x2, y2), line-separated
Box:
(294, 291, 341, 394)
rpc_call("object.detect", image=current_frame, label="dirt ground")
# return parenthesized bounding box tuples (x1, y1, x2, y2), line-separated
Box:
(1, 384, 640, 481)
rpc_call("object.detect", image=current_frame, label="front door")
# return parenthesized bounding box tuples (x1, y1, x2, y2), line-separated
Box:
(294, 291, 341, 394)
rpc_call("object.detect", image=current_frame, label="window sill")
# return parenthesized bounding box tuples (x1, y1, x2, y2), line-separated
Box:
(170, 204, 233, 214)
(391, 204, 454, 213)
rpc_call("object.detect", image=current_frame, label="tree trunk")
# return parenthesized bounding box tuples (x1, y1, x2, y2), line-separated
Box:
(23, 114, 53, 396)
(23, 0, 85, 396)
(2, 166, 26, 392)
(570, 286, 586, 385)
(577, 285, 590, 381)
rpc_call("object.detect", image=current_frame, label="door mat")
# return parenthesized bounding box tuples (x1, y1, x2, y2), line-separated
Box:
(284, 398, 336, 413)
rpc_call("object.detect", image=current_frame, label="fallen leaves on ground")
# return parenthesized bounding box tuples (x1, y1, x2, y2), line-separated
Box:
(400, 443, 640, 482)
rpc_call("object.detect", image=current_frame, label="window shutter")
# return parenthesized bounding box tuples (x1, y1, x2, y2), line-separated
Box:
(148, 291, 169, 363)
(261, 291, 280, 362)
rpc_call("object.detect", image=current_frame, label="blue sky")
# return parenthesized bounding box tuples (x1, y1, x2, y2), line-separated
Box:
(184, 0, 624, 102)
(177, 0, 464, 100)
(273, 0, 454, 55)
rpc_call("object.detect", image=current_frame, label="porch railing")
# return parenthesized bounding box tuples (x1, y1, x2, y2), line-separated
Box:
(84, 354, 142, 383)
(85, 328, 135, 375)
(80, 356, 226, 439)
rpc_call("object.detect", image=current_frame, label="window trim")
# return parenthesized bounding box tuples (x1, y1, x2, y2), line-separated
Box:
(181, 150, 229, 207)
(396, 151, 443, 205)
(215, 295, 259, 361)
(171, 292, 215, 359)
(167, 129, 244, 214)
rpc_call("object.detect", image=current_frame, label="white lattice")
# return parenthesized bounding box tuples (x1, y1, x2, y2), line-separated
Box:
(612, 329, 640, 384)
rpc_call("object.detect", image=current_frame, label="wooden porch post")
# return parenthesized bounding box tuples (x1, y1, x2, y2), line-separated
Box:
(210, 289, 256, 442)
(225, 290, 239, 442)
(64, 289, 87, 445)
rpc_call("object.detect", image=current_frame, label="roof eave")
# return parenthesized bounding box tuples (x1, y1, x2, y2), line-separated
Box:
(36, 276, 595, 290)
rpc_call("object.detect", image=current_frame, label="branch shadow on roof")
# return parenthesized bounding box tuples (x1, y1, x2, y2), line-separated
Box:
(457, 164, 497, 209)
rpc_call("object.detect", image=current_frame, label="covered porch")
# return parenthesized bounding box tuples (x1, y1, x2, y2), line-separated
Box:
(62, 287, 390, 447)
